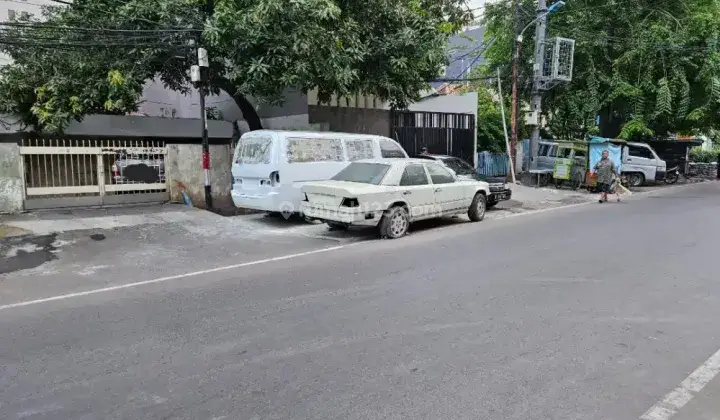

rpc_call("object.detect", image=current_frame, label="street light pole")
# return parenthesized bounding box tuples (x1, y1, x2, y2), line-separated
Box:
(529, 0, 548, 171)
(509, 0, 521, 176)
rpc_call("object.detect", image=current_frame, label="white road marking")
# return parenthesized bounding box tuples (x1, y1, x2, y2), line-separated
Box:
(0, 245, 348, 311)
(640, 348, 720, 420)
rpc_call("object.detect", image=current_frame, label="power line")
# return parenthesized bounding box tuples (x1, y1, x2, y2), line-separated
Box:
(0, 21, 201, 33)
(0, 39, 193, 48)
(40, 0, 201, 30)
(432, 76, 497, 83)
(0, 0, 54, 8)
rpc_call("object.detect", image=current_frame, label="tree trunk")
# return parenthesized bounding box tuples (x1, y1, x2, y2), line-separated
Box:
(213, 77, 263, 131)
(599, 106, 623, 138)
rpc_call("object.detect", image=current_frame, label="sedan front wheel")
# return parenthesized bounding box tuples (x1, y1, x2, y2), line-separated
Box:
(468, 193, 487, 222)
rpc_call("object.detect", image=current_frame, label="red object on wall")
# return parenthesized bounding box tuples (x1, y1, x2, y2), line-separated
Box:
(202, 151, 210, 170)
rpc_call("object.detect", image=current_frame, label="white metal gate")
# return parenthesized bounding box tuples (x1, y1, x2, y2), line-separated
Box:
(19, 139, 169, 210)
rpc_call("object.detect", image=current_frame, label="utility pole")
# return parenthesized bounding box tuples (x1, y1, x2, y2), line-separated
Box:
(197, 48, 212, 210)
(509, 0, 521, 177)
(191, 0, 214, 210)
(528, 0, 548, 170)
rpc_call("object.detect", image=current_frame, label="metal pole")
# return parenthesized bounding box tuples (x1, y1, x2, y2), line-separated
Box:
(510, 0, 520, 175)
(199, 82, 212, 210)
(497, 68, 517, 184)
(200, 0, 214, 210)
(529, 0, 548, 170)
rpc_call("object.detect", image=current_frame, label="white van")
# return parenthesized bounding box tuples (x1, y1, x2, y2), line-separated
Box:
(622, 142, 667, 186)
(231, 130, 409, 214)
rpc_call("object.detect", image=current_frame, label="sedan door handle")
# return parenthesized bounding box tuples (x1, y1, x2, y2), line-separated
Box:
(435, 188, 442, 192)
(403, 191, 412, 195)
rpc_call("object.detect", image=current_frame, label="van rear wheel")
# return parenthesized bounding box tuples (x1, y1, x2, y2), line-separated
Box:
(627, 173, 645, 187)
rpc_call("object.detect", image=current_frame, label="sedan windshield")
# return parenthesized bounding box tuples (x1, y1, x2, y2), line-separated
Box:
(443, 158, 476, 176)
(332, 162, 391, 185)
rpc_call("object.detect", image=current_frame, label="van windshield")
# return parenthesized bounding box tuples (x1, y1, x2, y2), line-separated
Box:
(332, 163, 390, 185)
(236, 137, 272, 164)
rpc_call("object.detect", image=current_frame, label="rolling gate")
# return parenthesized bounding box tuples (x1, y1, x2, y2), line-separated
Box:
(390, 111, 476, 163)
(19, 138, 168, 210)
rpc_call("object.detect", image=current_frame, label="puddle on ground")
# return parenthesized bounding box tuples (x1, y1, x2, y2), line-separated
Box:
(0, 233, 60, 275)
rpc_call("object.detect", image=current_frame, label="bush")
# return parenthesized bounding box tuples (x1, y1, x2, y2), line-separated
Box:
(690, 147, 720, 163)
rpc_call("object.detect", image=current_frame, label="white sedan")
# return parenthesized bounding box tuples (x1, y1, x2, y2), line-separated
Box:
(300, 159, 490, 239)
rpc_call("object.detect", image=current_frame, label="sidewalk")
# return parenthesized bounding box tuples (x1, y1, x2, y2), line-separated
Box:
(490, 183, 597, 216)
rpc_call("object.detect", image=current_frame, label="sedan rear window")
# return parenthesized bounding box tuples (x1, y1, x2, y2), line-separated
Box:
(332, 162, 390, 185)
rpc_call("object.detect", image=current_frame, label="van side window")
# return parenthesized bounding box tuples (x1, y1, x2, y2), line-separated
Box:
(345, 139, 375, 161)
(379, 140, 407, 158)
(538, 144, 550, 156)
(557, 148, 571, 158)
(287, 138, 344, 163)
(628, 145, 654, 159)
(235, 136, 273, 164)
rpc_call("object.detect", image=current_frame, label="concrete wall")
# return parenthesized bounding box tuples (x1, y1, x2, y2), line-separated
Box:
(140, 79, 310, 134)
(0, 144, 23, 214)
(63, 114, 234, 140)
(165, 144, 233, 210)
(308, 106, 390, 136)
(689, 162, 719, 179)
(406, 92, 478, 116)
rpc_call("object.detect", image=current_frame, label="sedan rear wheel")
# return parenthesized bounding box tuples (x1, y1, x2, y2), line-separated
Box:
(379, 206, 410, 239)
(326, 221, 349, 231)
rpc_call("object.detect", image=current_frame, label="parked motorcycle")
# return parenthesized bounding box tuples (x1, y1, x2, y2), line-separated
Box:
(664, 166, 680, 184)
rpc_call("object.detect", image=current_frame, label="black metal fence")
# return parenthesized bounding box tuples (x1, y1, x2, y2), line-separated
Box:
(390, 111, 476, 163)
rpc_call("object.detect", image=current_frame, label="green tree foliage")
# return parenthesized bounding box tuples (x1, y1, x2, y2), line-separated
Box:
(461, 69, 508, 153)
(482, 0, 720, 141)
(0, 0, 472, 133)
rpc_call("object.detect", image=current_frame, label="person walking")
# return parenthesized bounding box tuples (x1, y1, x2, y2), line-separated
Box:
(593, 149, 620, 203)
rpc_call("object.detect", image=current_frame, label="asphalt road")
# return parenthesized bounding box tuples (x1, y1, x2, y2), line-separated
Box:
(1, 182, 719, 420)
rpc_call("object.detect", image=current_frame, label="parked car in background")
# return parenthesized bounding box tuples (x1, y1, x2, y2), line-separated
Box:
(111, 154, 165, 184)
(415, 154, 511, 208)
(535, 140, 560, 171)
(300, 159, 490, 239)
(231, 130, 408, 215)
(621, 142, 667, 187)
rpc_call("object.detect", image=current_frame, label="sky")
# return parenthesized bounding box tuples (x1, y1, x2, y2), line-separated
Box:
(467, 0, 489, 29)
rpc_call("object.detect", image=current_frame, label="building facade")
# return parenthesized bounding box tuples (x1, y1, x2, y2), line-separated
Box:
(0, 0, 54, 66)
